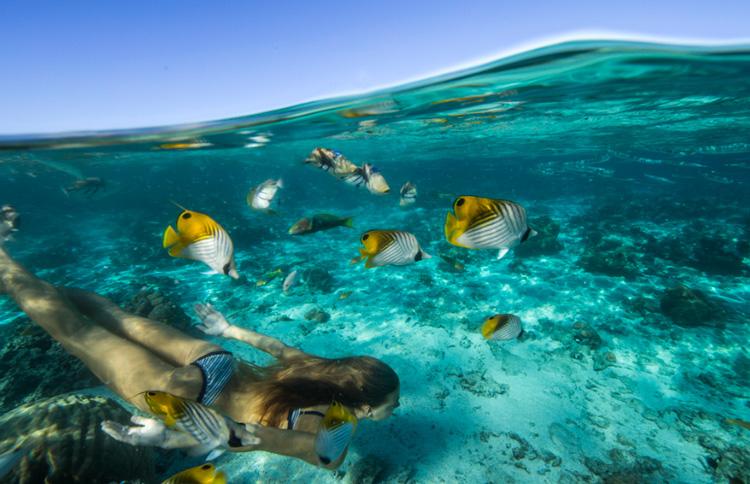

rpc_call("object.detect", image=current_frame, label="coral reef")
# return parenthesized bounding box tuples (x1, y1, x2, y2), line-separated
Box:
(0, 318, 99, 414)
(659, 285, 720, 327)
(0, 394, 156, 483)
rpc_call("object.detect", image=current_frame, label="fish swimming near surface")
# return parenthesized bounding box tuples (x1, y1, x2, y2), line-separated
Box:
(162, 462, 227, 484)
(304, 148, 390, 195)
(355, 230, 431, 268)
(445, 195, 537, 259)
(162, 207, 239, 279)
(288, 214, 354, 235)
(283, 270, 298, 293)
(342, 163, 390, 195)
(247, 178, 283, 213)
(143, 391, 231, 459)
(0, 445, 27, 480)
(315, 401, 357, 465)
(399, 181, 417, 206)
(304, 148, 360, 178)
(62, 177, 106, 197)
(481, 314, 523, 340)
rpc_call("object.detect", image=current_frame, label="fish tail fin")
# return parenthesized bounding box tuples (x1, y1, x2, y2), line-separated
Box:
(276, 179, 284, 189)
(162, 225, 180, 248)
(344, 217, 354, 228)
(419, 249, 432, 260)
(444, 212, 456, 242)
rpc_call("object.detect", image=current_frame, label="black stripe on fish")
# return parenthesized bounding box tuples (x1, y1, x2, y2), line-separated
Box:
(521, 227, 533, 242)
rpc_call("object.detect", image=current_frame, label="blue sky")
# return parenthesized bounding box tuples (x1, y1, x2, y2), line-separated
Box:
(0, 0, 748, 135)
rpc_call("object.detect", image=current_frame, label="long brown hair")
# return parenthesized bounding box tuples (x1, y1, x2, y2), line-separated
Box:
(243, 355, 399, 426)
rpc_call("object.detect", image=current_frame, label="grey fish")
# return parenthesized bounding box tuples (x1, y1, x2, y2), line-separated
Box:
(288, 214, 354, 235)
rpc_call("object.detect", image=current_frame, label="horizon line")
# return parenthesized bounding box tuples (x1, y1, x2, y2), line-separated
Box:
(2, 30, 749, 144)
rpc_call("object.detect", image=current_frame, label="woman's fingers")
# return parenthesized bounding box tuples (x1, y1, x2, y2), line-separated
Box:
(194, 303, 210, 318)
(240, 423, 262, 446)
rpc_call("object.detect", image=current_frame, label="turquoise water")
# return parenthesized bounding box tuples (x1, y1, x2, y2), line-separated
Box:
(1, 40, 749, 482)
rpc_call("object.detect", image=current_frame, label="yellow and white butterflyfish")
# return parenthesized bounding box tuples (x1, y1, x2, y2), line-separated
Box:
(315, 401, 358, 465)
(481, 314, 523, 340)
(356, 230, 431, 268)
(445, 195, 537, 259)
(161, 463, 227, 484)
(162, 208, 239, 278)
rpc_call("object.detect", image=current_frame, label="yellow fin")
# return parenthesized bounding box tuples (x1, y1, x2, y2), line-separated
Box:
(215, 471, 228, 484)
(163, 225, 181, 248)
(168, 243, 186, 257)
(164, 413, 177, 428)
(364, 257, 375, 269)
(444, 212, 456, 242)
(481, 318, 498, 339)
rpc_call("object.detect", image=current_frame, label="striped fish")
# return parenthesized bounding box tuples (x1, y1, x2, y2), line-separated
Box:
(481, 314, 522, 340)
(315, 402, 357, 465)
(357, 230, 431, 268)
(340, 163, 390, 195)
(399, 181, 417, 206)
(304, 148, 360, 178)
(144, 391, 230, 449)
(162, 208, 239, 279)
(305, 148, 389, 195)
(246, 178, 283, 212)
(162, 463, 227, 484)
(444, 195, 537, 259)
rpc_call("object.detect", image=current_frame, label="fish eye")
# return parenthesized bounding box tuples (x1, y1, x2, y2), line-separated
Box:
(362, 233, 370, 241)
(456, 198, 465, 207)
(201, 464, 212, 470)
(147, 391, 156, 396)
(182, 212, 192, 219)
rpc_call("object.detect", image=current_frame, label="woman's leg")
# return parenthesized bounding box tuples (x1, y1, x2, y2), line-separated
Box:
(0, 247, 203, 411)
(61, 288, 223, 366)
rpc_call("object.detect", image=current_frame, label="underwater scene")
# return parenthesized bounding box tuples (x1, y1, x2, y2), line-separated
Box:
(0, 40, 749, 483)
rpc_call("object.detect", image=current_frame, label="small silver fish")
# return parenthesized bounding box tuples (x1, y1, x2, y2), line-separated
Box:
(283, 270, 298, 293)
(247, 179, 283, 212)
(399, 182, 417, 206)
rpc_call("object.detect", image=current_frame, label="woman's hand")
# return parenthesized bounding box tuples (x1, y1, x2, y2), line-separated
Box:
(101, 416, 167, 446)
(194, 303, 231, 336)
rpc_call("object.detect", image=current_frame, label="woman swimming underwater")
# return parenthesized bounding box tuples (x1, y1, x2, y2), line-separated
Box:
(0, 245, 400, 468)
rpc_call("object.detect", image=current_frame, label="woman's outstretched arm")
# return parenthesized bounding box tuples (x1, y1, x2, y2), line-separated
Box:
(194, 304, 307, 361)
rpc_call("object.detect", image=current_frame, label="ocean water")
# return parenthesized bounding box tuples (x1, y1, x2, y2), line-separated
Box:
(1, 40, 749, 483)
